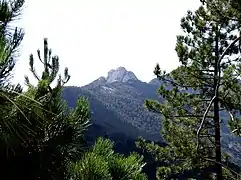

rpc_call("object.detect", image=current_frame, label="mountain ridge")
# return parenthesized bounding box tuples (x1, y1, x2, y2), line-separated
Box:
(63, 66, 163, 141)
(63, 66, 241, 165)
(84, 66, 157, 87)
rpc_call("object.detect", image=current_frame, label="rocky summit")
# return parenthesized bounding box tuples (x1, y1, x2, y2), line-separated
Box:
(106, 67, 138, 83)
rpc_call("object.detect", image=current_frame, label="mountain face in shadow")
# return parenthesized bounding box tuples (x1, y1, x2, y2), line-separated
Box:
(63, 67, 163, 142)
(63, 67, 241, 172)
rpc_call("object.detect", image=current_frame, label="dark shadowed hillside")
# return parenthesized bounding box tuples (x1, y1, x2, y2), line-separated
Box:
(63, 67, 241, 166)
(63, 67, 163, 142)
(63, 67, 165, 179)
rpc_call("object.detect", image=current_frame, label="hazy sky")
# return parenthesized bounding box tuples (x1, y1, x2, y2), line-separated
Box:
(14, 0, 201, 87)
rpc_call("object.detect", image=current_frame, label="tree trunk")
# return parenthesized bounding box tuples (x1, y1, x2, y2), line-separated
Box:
(214, 28, 222, 180)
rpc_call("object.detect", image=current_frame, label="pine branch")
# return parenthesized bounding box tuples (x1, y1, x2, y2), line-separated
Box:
(196, 34, 241, 151)
(203, 157, 241, 180)
(174, 115, 213, 118)
(0, 28, 24, 79)
(196, 95, 215, 151)
(232, 128, 239, 134)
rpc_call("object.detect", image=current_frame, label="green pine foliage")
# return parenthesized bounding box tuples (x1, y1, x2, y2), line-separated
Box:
(0, 2, 147, 178)
(0, 0, 24, 83)
(0, 0, 28, 146)
(0, 38, 91, 179)
(3, 0, 241, 180)
(71, 137, 147, 180)
(137, 0, 241, 179)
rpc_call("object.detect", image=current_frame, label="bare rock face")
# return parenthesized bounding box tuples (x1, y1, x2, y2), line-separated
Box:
(106, 67, 138, 83)
(95, 76, 107, 83)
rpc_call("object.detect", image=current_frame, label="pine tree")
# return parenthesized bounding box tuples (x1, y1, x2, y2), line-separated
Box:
(137, 1, 241, 179)
(0, 1, 54, 158)
(0, 38, 91, 179)
(0, 0, 24, 83)
(71, 137, 147, 180)
(0, 0, 43, 165)
(0, 0, 25, 133)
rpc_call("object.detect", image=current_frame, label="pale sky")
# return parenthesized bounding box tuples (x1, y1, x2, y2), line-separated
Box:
(13, 0, 201, 87)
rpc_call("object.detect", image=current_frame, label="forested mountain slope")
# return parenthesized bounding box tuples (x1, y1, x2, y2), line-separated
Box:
(63, 67, 241, 165)
(63, 67, 162, 142)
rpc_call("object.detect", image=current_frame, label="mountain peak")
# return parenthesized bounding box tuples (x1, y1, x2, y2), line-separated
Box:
(106, 67, 138, 83)
(116, 66, 127, 71)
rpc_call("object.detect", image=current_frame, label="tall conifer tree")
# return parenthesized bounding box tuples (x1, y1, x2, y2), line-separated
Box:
(138, 1, 241, 179)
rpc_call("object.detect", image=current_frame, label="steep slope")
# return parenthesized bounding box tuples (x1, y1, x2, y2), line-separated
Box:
(63, 67, 162, 141)
(63, 67, 241, 165)
(84, 81, 161, 133)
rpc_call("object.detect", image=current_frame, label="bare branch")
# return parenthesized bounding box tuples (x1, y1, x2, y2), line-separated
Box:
(203, 157, 241, 180)
(196, 95, 215, 151)
(174, 115, 213, 118)
(196, 34, 241, 151)
(232, 129, 239, 134)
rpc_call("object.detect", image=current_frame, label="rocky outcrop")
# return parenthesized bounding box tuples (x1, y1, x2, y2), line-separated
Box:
(106, 67, 138, 83)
